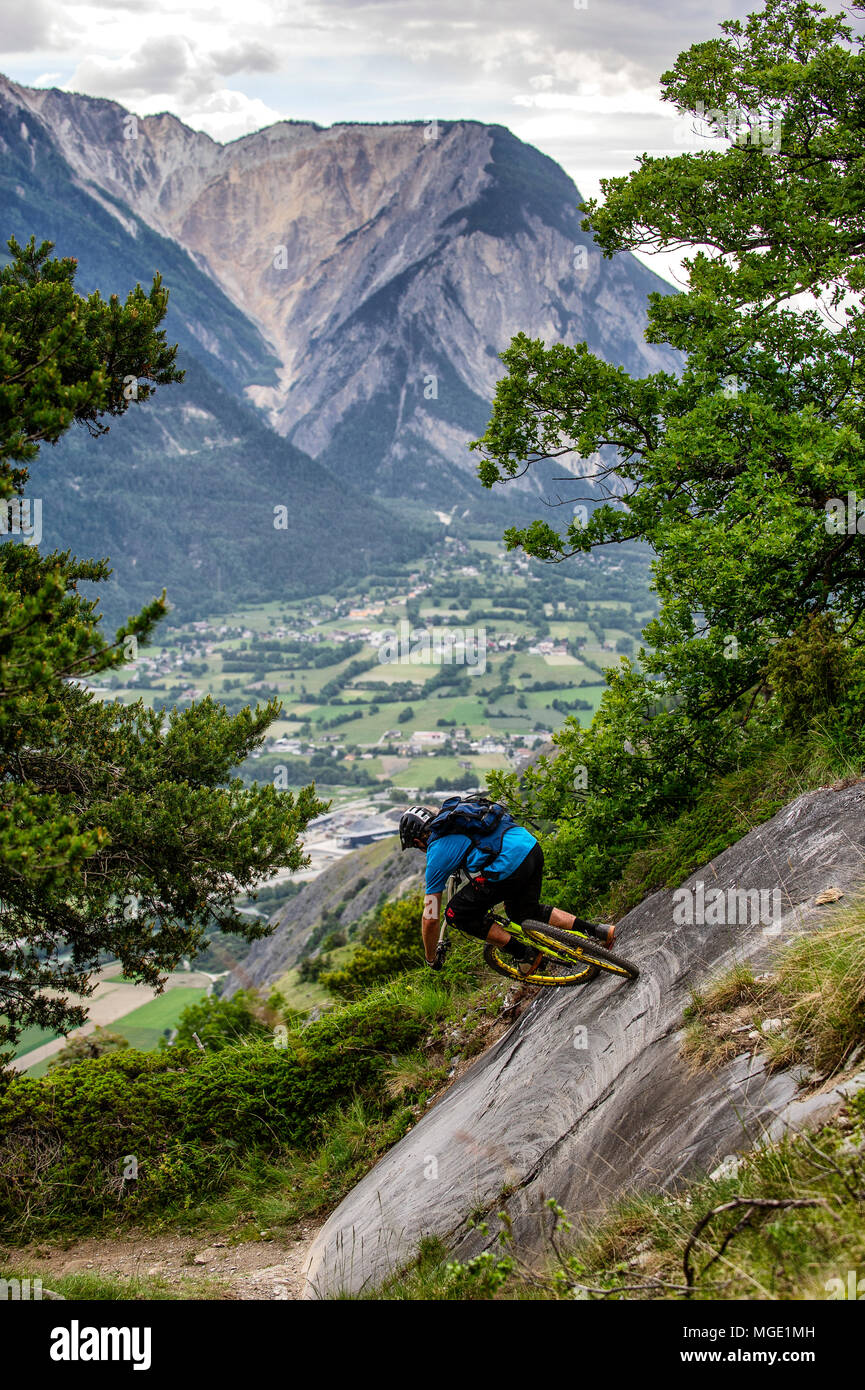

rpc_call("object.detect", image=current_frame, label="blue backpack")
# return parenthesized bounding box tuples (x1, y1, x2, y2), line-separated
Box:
(426, 795, 518, 874)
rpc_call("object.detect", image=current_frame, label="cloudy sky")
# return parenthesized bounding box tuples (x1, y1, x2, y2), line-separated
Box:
(0, 0, 848, 285)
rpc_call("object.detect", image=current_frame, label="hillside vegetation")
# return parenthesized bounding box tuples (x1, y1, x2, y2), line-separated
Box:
(4, 0, 865, 1302)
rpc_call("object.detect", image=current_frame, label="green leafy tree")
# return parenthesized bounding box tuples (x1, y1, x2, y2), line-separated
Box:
(472, 0, 865, 749)
(170, 991, 273, 1052)
(297, 952, 332, 983)
(477, 0, 865, 908)
(322, 894, 425, 999)
(0, 235, 183, 495)
(48, 1026, 130, 1069)
(0, 237, 325, 1051)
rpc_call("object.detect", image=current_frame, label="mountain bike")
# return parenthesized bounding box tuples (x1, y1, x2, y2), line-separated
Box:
(434, 868, 639, 988)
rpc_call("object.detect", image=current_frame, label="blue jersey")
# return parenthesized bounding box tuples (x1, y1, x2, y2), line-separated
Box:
(425, 825, 536, 894)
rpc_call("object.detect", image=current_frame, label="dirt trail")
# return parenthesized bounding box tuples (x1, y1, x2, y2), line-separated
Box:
(5, 1225, 323, 1300)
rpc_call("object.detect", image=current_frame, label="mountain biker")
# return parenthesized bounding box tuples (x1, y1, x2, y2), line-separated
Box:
(399, 802, 615, 977)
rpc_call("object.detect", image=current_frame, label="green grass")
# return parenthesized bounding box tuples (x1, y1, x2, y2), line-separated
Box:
(308, 698, 491, 744)
(18, 984, 209, 1078)
(682, 963, 769, 1071)
(547, 1095, 865, 1301)
(274, 943, 357, 1013)
(22, 989, 211, 1075)
(0, 1267, 225, 1300)
(112, 989, 209, 1051)
(7, 1023, 61, 1060)
(683, 895, 865, 1081)
(390, 755, 504, 788)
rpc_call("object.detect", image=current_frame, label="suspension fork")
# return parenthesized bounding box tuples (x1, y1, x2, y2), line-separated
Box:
(438, 871, 459, 948)
(434, 870, 463, 965)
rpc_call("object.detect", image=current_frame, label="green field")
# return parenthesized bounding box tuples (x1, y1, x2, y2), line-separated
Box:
(8, 1022, 60, 1060)
(274, 943, 356, 1013)
(100, 532, 658, 796)
(109, 989, 209, 1051)
(21, 988, 209, 1077)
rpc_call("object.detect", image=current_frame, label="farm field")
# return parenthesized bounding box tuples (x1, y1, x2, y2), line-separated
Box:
(108, 989, 210, 1052)
(95, 531, 656, 801)
(13, 979, 212, 1076)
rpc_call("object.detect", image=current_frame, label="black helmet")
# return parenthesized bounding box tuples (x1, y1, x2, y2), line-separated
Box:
(399, 805, 436, 850)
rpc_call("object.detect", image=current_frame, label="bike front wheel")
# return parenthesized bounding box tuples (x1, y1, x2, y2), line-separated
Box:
(522, 920, 639, 981)
(483, 940, 598, 987)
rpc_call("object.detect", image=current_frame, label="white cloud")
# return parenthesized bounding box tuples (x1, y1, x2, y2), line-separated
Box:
(13, 0, 863, 287)
(1, 0, 64, 52)
(180, 88, 285, 140)
(512, 88, 665, 116)
(209, 41, 282, 76)
(71, 36, 200, 100)
(65, 32, 283, 135)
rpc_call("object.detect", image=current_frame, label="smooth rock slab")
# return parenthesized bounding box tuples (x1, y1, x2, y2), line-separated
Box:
(303, 781, 865, 1297)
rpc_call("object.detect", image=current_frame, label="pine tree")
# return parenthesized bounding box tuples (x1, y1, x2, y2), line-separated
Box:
(0, 237, 325, 1051)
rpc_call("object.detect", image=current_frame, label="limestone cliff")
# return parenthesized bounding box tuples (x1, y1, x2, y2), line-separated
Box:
(2, 74, 678, 512)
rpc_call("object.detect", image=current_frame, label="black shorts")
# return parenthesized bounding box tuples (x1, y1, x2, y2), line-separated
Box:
(444, 843, 554, 941)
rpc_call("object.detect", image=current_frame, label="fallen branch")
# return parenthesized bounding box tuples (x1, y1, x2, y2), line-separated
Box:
(683, 1197, 833, 1291)
(569, 1276, 733, 1298)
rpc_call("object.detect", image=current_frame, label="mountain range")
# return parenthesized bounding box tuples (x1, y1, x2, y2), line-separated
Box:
(0, 73, 678, 622)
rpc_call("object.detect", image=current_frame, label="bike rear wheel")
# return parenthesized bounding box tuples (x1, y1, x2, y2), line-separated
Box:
(483, 940, 598, 986)
(522, 920, 639, 981)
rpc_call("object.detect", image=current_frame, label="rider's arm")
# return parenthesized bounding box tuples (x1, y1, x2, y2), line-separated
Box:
(421, 892, 442, 965)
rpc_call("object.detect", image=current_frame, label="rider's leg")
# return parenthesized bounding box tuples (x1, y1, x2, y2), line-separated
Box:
(445, 877, 504, 941)
(447, 894, 537, 965)
(485, 917, 512, 946)
(549, 906, 615, 945)
(549, 906, 615, 946)
(501, 846, 615, 946)
(444, 873, 520, 947)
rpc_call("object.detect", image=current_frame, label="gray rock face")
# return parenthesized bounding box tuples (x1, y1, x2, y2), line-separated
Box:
(2, 73, 678, 509)
(303, 779, 865, 1297)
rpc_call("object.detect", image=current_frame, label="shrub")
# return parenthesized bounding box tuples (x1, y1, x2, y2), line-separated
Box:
(171, 990, 272, 1052)
(322, 894, 425, 998)
(49, 1027, 130, 1069)
(0, 988, 430, 1235)
(766, 615, 860, 734)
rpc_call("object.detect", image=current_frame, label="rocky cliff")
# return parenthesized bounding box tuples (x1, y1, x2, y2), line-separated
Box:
(224, 837, 424, 996)
(0, 75, 432, 623)
(303, 778, 865, 1297)
(2, 74, 679, 518)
